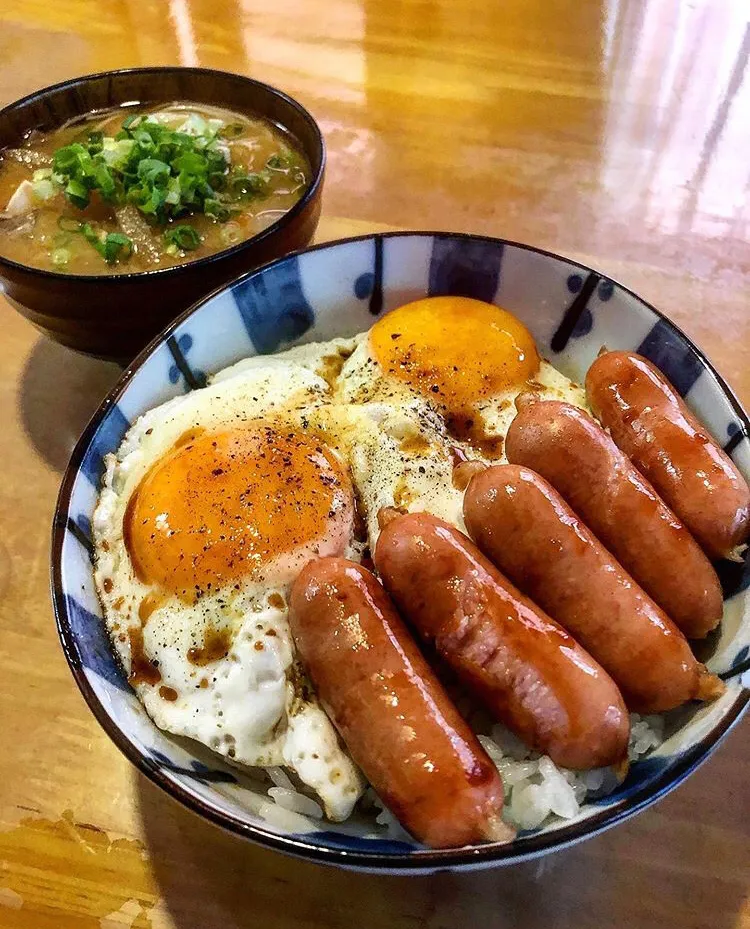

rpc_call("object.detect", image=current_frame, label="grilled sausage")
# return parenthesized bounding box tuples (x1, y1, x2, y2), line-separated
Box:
(464, 464, 722, 711)
(586, 350, 750, 561)
(374, 513, 630, 771)
(505, 398, 723, 638)
(289, 557, 513, 848)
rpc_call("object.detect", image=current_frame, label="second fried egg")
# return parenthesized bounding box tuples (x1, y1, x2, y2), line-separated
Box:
(337, 296, 587, 541)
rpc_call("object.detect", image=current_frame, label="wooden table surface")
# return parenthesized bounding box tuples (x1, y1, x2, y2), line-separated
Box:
(1, 1, 748, 926)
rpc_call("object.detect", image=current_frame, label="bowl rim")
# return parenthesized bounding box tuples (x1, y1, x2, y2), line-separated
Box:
(51, 230, 750, 870)
(0, 66, 325, 283)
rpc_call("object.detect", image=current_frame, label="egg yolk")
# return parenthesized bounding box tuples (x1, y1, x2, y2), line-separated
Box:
(124, 424, 353, 600)
(370, 296, 540, 413)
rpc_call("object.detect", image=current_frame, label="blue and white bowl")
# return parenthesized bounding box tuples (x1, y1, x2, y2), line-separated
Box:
(52, 232, 750, 873)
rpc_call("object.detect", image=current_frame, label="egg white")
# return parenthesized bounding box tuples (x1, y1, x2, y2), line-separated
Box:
(337, 331, 588, 546)
(94, 351, 365, 820)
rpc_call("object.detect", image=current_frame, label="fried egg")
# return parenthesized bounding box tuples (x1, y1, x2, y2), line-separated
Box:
(337, 297, 587, 543)
(94, 352, 365, 820)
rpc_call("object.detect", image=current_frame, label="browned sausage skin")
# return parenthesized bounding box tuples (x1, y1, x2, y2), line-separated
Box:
(505, 398, 723, 639)
(464, 465, 721, 712)
(374, 513, 630, 771)
(586, 350, 750, 561)
(289, 557, 512, 848)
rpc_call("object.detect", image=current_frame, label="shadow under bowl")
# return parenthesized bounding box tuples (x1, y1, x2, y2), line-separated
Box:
(0, 67, 325, 362)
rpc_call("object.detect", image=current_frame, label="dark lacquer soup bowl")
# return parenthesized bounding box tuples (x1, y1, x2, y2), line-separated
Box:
(0, 67, 324, 361)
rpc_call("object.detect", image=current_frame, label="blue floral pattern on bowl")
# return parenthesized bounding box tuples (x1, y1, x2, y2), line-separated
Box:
(52, 233, 750, 874)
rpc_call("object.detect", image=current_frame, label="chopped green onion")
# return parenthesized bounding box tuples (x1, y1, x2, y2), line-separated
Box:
(178, 113, 209, 137)
(52, 143, 83, 174)
(164, 175, 181, 206)
(227, 172, 268, 200)
(46, 109, 246, 263)
(79, 222, 133, 263)
(103, 232, 133, 263)
(220, 222, 242, 246)
(204, 198, 231, 222)
(57, 216, 82, 232)
(163, 224, 201, 251)
(267, 148, 297, 170)
(207, 169, 227, 189)
(64, 177, 90, 208)
(219, 122, 246, 139)
(31, 175, 60, 201)
(172, 150, 206, 176)
(137, 158, 171, 184)
(63, 115, 228, 216)
(51, 247, 71, 267)
(93, 162, 116, 200)
(81, 222, 104, 249)
(100, 138, 136, 170)
(87, 131, 104, 154)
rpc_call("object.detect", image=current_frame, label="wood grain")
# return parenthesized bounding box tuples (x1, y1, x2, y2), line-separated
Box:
(0, 1, 748, 926)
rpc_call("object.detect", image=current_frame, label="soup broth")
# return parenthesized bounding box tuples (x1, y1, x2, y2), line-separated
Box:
(0, 102, 311, 274)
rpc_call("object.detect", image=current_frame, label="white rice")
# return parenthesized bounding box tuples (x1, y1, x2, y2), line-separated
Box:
(261, 713, 666, 838)
(267, 787, 324, 819)
(264, 766, 324, 819)
(267, 766, 295, 790)
(474, 713, 665, 832)
(258, 800, 320, 832)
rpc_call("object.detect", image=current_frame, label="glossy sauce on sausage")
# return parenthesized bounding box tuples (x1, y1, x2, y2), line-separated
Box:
(586, 350, 750, 561)
(374, 513, 630, 771)
(505, 398, 723, 639)
(289, 557, 512, 848)
(464, 464, 717, 712)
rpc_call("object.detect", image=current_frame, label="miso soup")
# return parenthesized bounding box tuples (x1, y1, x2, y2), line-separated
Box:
(0, 102, 311, 274)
